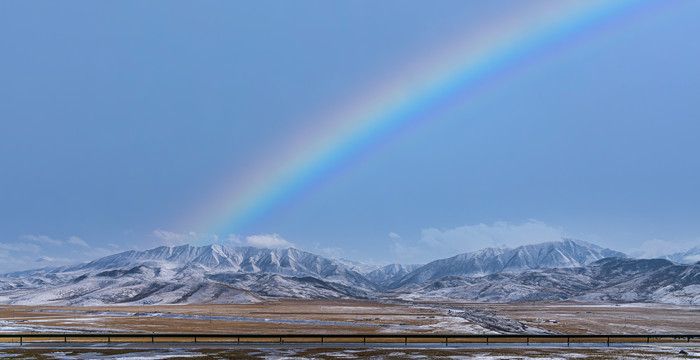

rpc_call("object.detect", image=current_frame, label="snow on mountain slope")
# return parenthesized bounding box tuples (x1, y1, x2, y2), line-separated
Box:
(663, 246, 700, 264)
(366, 264, 421, 287)
(397, 258, 700, 305)
(333, 258, 382, 274)
(0, 245, 377, 305)
(1, 241, 694, 306)
(391, 239, 626, 288)
(65, 245, 377, 290)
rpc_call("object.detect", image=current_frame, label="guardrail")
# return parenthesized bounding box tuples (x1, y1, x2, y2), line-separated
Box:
(0, 333, 698, 346)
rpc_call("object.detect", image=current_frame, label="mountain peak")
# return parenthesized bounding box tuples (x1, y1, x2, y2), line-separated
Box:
(390, 239, 626, 288)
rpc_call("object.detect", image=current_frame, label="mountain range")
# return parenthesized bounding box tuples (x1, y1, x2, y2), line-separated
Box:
(397, 258, 699, 304)
(388, 239, 625, 288)
(0, 239, 697, 306)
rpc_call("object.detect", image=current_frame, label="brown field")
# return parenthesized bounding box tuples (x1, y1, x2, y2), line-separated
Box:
(482, 302, 700, 334)
(0, 300, 697, 335)
(0, 300, 450, 334)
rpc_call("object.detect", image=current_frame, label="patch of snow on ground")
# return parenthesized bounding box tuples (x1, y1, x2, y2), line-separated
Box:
(46, 349, 204, 360)
(316, 351, 358, 358)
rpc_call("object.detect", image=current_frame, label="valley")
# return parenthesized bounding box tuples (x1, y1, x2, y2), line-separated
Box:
(0, 300, 697, 335)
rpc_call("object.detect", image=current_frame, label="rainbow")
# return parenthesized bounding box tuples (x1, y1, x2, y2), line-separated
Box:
(187, 0, 650, 235)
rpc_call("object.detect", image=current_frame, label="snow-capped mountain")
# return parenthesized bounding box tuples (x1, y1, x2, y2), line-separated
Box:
(398, 258, 700, 305)
(366, 264, 421, 287)
(333, 258, 383, 274)
(663, 246, 700, 264)
(68, 245, 377, 289)
(0, 245, 376, 305)
(0, 240, 695, 306)
(390, 239, 625, 288)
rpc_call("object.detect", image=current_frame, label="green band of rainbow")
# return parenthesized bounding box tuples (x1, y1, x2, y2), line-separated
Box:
(186, 0, 650, 235)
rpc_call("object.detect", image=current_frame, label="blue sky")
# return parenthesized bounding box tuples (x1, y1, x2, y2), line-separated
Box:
(1, 1, 699, 271)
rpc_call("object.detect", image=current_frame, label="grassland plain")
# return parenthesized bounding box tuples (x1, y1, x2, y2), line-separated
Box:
(0, 300, 698, 335)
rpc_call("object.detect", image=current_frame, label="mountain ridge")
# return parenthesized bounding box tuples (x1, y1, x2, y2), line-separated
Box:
(0, 240, 697, 306)
(390, 239, 626, 288)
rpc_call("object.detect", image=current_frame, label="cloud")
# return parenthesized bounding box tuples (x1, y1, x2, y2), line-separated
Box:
(311, 244, 344, 259)
(389, 236, 423, 263)
(20, 234, 90, 248)
(244, 234, 293, 249)
(34, 255, 70, 266)
(152, 230, 292, 249)
(628, 238, 700, 259)
(387, 220, 566, 263)
(0, 234, 123, 273)
(21, 234, 64, 246)
(152, 229, 218, 246)
(67, 236, 89, 247)
(685, 254, 700, 262)
(421, 220, 564, 254)
(0, 234, 94, 272)
(0, 242, 41, 254)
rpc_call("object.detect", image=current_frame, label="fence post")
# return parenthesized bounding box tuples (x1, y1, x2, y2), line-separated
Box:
(606, 337, 610, 347)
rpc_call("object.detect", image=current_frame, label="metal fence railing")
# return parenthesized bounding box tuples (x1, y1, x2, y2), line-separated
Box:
(0, 333, 698, 346)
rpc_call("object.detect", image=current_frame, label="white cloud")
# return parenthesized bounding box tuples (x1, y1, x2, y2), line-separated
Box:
(152, 229, 218, 246)
(312, 245, 343, 259)
(244, 234, 293, 249)
(0, 242, 41, 254)
(685, 254, 700, 263)
(628, 238, 700, 259)
(31, 255, 72, 266)
(152, 230, 292, 249)
(0, 234, 122, 273)
(225, 234, 243, 246)
(421, 220, 564, 255)
(389, 236, 423, 264)
(67, 236, 89, 247)
(387, 220, 566, 263)
(21, 234, 64, 246)
(20, 234, 90, 248)
(152, 229, 191, 245)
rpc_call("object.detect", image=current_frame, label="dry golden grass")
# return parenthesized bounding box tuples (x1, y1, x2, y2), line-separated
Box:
(491, 302, 699, 334)
(419, 300, 700, 334)
(0, 300, 697, 335)
(0, 300, 441, 334)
